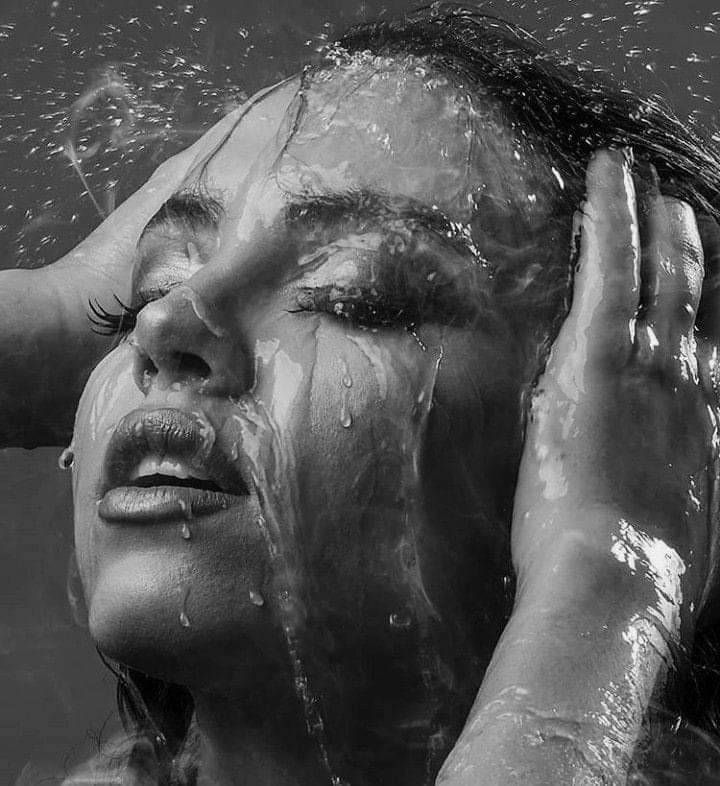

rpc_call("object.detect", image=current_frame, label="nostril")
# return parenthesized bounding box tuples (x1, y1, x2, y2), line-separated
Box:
(173, 352, 212, 380)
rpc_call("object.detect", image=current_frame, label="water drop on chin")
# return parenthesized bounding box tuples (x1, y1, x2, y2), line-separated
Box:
(181, 522, 192, 540)
(249, 589, 264, 607)
(179, 610, 191, 627)
(58, 446, 74, 470)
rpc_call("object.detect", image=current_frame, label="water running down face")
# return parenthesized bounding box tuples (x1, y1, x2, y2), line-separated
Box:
(70, 54, 573, 771)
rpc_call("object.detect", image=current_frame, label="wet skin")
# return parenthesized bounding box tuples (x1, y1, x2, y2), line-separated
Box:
(71, 57, 573, 784)
(68, 55, 720, 785)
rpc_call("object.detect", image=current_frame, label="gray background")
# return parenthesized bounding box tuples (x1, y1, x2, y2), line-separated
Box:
(1, 0, 718, 781)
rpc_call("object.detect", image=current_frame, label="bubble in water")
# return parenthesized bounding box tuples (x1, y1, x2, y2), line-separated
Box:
(58, 445, 74, 470)
(180, 522, 192, 540)
(249, 589, 265, 607)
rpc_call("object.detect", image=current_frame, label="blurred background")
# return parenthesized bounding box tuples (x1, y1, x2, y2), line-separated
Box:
(1, 0, 718, 781)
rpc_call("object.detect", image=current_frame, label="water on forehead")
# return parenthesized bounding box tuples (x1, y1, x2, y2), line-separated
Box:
(192, 59, 564, 233)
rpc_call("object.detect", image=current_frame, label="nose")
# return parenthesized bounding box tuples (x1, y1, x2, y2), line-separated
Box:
(131, 285, 251, 395)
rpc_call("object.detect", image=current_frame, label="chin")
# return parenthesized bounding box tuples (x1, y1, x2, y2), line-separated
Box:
(85, 551, 286, 690)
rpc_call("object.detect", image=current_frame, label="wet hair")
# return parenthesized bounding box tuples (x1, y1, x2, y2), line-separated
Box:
(104, 5, 720, 784)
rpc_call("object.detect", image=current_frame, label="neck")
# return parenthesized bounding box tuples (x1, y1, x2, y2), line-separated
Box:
(187, 653, 448, 786)
(193, 688, 330, 786)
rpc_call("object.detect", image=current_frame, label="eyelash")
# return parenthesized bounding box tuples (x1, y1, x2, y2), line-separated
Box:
(87, 296, 141, 336)
(293, 286, 425, 329)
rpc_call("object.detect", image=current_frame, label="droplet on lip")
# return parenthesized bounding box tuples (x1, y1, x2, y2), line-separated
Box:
(180, 522, 192, 540)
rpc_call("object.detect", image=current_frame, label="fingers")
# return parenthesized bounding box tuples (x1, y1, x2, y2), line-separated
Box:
(562, 148, 706, 375)
(565, 149, 640, 358)
(696, 213, 720, 342)
(642, 194, 704, 345)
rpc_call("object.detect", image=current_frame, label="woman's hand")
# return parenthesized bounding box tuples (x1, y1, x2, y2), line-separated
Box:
(513, 147, 717, 616)
(0, 87, 279, 447)
(438, 148, 720, 785)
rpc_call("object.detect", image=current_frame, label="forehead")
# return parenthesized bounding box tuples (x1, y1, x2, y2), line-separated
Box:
(183, 55, 563, 232)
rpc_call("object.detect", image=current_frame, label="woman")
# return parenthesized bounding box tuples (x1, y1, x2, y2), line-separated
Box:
(4, 6, 720, 785)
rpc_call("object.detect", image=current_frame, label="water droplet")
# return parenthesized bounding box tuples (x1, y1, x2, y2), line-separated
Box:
(179, 610, 191, 627)
(230, 442, 239, 461)
(341, 358, 353, 388)
(389, 612, 412, 629)
(177, 498, 193, 520)
(58, 445, 74, 470)
(181, 522, 192, 540)
(249, 589, 264, 607)
(340, 388, 353, 428)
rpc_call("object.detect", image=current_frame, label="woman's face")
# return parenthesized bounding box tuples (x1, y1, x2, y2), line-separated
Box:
(72, 56, 569, 696)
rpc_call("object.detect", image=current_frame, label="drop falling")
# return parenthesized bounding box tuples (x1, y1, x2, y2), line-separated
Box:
(181, 522, 192, 540)
(179, 587, 191, 627)
(249, 589, 265, 607)
(340, 388, 353, 429)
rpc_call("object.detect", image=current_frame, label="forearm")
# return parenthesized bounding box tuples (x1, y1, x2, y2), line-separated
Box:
(438, 524, 689, 786)
(0, 267, 113, 446)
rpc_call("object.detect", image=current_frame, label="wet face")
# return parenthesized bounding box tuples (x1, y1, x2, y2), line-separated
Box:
(72, 56, 570, 702)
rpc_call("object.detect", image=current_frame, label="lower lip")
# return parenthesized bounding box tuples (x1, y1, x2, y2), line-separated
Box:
(98, 485, 245, 523)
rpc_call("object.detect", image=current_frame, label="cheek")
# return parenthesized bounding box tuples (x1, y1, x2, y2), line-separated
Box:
(267, 320, 444, 577)
(73, 344, 142, 586)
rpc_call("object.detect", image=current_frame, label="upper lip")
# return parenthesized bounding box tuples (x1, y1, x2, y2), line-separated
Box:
(102, 408, 249, 496)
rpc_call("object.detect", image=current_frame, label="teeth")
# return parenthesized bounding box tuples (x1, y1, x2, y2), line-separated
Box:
(129, 455, 210, 482)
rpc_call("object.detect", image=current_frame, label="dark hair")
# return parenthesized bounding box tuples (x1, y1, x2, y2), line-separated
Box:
(106, 5, 720, 783)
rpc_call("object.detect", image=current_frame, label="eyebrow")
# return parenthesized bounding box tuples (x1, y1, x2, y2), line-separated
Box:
(284, 190, 479, 256)
(139, 191, 225, 240)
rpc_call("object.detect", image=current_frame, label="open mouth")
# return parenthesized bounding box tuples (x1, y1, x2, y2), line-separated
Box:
(99, 408, 250, 523)
(128, 456, 223, 492)
(129, 474, 224, 492)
